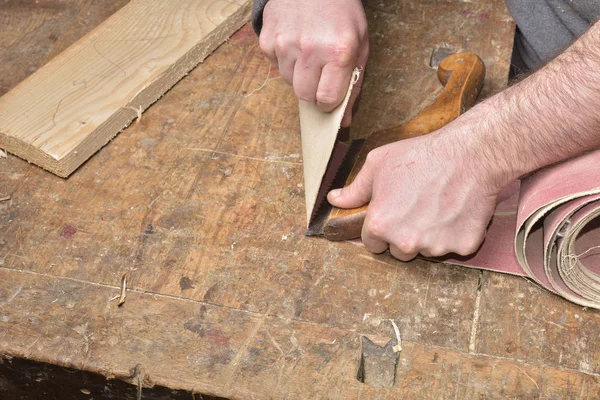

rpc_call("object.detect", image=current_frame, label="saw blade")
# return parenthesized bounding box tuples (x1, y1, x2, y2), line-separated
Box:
(306, 138, 365, 236)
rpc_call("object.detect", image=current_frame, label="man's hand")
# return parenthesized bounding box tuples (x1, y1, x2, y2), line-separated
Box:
(327, 18, 600, 261)
(327, 120, 504, 261)
(259, 0, 369, 126)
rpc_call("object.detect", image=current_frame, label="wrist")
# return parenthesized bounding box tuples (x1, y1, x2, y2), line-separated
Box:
(437, 100, 521, 195)
(465, 22, 600, 185)
(474, 94, 530, 184)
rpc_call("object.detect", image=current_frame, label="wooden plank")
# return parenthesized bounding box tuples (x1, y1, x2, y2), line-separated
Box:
(0, 1, 131, 97)
(0, 0, 251, 177)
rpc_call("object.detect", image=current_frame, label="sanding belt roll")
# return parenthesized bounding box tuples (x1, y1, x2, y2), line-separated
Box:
(300, 70, 600, 309)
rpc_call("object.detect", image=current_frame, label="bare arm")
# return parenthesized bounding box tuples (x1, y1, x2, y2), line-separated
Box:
(328, 20, 600, 260)
(473, 20, 600, 188)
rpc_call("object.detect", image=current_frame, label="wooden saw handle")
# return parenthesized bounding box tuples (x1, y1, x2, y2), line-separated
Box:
(323, 52, 485, 241)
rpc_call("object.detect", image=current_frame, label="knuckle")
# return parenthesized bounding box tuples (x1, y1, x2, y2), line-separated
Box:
(366, 213, 388, 239)
(296, 38, 316, 55)
(428, 246, 448, 257)
(273, 34, 291, 54)
(329, 37, 360, 65)
(365, 148, 383, 166)
(365, 146, 389, 168)
(397, 237, 419, 255)
(258, 34, 272, 54)
(315, 90, 340, 107)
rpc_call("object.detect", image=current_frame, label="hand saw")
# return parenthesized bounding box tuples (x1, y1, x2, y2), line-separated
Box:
(306, 52, 486, 239)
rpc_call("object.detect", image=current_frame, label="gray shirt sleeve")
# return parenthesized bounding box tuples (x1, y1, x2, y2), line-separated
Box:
(252, 0, 368, 36)
(505, 0, 600, 70)
(252, 0, 269, 34)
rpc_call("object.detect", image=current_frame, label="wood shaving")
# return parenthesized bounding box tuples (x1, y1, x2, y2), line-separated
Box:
(515, 365, 540, 390)
(244, 64, 273, 98)
(118, 274, 127, 307)
(125, 105, 143, 122)
(389, 319, 402, 353)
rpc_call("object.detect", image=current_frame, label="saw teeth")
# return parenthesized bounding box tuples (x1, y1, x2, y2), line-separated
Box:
(309, 141, 350, 222)
(306, 139, 365, 235)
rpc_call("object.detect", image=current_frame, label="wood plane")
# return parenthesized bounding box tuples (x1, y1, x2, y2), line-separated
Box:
(308, 52, 486, 240)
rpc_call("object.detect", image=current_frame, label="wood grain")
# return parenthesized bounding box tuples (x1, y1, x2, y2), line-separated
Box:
(9, 1, 590, 399)
(2, 268, 599, 399)
(0, 0, 251, 177)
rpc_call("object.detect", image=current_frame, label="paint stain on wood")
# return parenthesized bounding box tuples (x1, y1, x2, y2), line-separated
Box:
(206, 330, 230, 347)
(60, 225, 77, 238)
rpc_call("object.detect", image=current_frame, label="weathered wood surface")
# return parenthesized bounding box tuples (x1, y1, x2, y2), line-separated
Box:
(3, 0, 599, 398)
(0, 0, 251, 178)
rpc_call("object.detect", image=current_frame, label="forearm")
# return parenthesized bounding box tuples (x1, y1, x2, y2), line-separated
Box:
(464, 20, 600, 187)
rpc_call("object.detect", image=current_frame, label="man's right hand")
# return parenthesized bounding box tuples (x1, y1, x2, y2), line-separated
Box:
(259, 0, 369, 126)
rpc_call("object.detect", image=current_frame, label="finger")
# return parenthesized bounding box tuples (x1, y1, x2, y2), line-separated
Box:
(316, 62, 355, 112)
(267, 57, 279, 69)
(274, 44, 297, 85)
(338, 127, 350, 141)
(327, 156, 375, 209)
(389, 243, 418, 262)
(342, 40, 369, 127)
(417, 233, 443, 258)
(361, 218, 389, 254)
(419, 249, 433, 258)
(258, 33, 278, 67)
(293, 59, 322, 103)
(420, 246, 444, 258)
(454, 229, 487, 256)
(277, 57, 296, 86)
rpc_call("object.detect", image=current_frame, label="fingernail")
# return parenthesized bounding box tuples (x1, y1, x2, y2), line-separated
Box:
(329, 189, 341, 198)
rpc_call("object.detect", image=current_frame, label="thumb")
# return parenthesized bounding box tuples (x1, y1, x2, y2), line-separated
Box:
(327, 160, 375, 209)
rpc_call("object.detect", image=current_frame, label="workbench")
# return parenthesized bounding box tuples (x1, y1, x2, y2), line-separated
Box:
(1, 1, 599, 398)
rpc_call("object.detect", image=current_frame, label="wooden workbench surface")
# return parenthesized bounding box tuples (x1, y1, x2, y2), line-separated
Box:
(1, 1, 599, 398)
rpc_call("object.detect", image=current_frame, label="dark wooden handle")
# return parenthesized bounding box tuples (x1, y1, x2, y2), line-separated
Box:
(323, 52, 485, 241)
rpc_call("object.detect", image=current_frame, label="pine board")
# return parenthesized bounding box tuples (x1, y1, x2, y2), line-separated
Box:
(0, 0, 251, 177)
